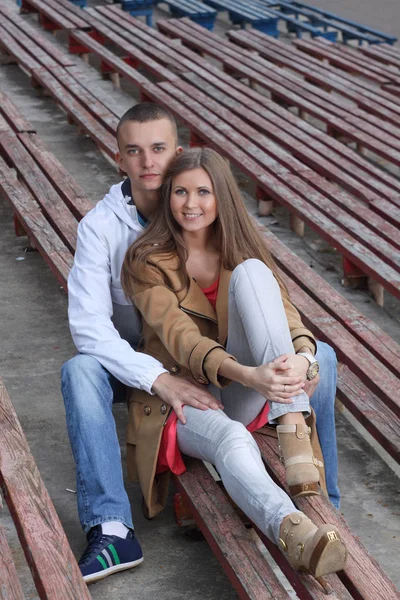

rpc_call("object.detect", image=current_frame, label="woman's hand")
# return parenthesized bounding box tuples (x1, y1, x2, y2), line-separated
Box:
(244, 354, 308, 403)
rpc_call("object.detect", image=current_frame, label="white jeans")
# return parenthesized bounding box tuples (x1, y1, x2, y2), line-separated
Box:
(177, 259, 309, 544)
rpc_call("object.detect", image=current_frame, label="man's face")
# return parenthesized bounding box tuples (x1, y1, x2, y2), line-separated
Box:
(116, 118, 181, 194)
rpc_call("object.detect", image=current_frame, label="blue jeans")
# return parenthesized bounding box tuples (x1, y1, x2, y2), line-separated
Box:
(61, 336, 339, 534)
(61, 355, 133, 533)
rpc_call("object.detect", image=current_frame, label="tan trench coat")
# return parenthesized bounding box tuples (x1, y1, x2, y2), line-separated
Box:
(126, 254, 317, 518)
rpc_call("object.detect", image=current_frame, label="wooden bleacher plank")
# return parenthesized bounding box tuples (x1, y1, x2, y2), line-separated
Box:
(166, 77, 400, 258)
(173, 461, 293, 600)
(0, 526, 25, 600)
(0, 130, 78, 252)
(254, 432, 400, 600)
(293, 38, 400, 86)
(0, 89, 35, 134)
(227, 30, 400, 128)
(68, 30, 150, 88)
(20, 0, 88, 31)
(0, 5, 77, 68)
(82, 7, 187, 79)
(0, 24, 41, 73)
(156, 19, 400, 205)
(0, 378, 91, 599)
(158, 24, 400, 154)
(0, 156, 71, 290)
(17, 132, 94, 220)
(46, 65, 119, 135)
(336, 365, 400, 463)
(30, 66, 118, 158)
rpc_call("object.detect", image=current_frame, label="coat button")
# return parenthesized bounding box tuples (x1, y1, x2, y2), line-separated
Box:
(144, 405, 152, 416)
(160, 404, 167, 415)
(170, 365, 180, 374)
(196, 376, 208, 385)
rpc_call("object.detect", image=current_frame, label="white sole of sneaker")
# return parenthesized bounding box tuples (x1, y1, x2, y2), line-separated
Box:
(83, 557, 144, 584)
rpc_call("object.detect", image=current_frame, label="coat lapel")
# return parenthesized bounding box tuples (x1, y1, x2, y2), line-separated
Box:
(179, 277, 218, 322)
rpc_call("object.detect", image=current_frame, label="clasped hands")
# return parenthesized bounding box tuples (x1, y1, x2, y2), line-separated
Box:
(152, 353, 319, 424)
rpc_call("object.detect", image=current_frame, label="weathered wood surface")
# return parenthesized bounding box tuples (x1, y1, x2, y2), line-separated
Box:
(228, 30, 400, 130)
(21, 0, 88, 30)
(0, 526, 25, 600)
(254, 432, 400, 600)
(18, 132, 94, 220)
(46, 65, 119, 135)
(157, 28, 400, 167)
(0, 157, 72, 290)
(174, 461, 294, 600)
(0, 379, 91, 599)
(30, 66, 117, 158)
(0, 89, 34, 134)
(0, 7, 76, 68)
(157, 19, 400, 207)
(82, 7, 182, 80)
(68, 30, 149, 88)
(293, 38, 400, 86)
(360, 44, 400, 70)
(336, 365, 400, 463)
(0, 25, 41, 73)
(0, 131, 78, 252)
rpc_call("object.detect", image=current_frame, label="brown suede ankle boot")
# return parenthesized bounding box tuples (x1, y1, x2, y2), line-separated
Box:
(276, 423, 321, 497)
(279, 513, 347, 578)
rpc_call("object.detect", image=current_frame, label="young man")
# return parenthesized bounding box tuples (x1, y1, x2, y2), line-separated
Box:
(61, 103, 340, 584)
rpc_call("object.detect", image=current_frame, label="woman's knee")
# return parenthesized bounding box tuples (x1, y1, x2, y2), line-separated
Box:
(232, 259, 273, 284)
(216, 420, 257, 459)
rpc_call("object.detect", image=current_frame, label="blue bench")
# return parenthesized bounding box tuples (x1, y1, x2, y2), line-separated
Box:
(206, 0, 336, 39)
(264, 0, 389, 45)
(202, 0, 280, 35)
(120, 0, 154, 27)
(273, 0, 397, 44)
(155, 0, 217, 30)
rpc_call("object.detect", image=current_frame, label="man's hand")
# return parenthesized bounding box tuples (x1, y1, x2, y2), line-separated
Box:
(303, 373, 320, 399)
(151, 373, 222, 424)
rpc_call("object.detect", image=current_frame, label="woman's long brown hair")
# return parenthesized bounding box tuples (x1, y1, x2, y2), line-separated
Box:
(122, 147, 285, 298)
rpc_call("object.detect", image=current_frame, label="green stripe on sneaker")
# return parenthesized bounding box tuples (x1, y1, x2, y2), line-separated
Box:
(96, 555, 108, 570)
(108, 544, 121, 565)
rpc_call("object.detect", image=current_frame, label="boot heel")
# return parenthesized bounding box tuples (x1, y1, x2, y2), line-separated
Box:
(309, 526, 348, 579)
(289, 482, 320, 498)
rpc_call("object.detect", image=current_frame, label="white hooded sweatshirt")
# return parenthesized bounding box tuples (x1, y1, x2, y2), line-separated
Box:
(67, 180, 167, 393)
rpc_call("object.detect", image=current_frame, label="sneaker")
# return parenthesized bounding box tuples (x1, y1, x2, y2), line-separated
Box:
(78, 525, 143, 583)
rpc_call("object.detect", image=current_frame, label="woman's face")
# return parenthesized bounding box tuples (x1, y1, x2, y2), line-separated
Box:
(170, 167, 218, 233)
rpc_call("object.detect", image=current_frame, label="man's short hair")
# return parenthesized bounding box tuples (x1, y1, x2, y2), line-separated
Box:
(117, 103, 178, 144)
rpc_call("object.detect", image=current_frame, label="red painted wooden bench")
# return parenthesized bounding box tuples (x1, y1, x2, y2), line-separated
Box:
(0, 377, 91, 599)
(20, 0, 89, 32)
(154, 19, 400, 171)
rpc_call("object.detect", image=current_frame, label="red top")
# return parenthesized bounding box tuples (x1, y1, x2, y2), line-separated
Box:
(201, 277, 220, 309)
(156, 278, 270, 475)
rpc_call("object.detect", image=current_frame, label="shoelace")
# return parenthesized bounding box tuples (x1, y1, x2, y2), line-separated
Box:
(79, 529, 114, 566)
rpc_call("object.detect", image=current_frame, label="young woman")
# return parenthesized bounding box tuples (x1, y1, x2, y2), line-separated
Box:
(121, 147, 347, 579)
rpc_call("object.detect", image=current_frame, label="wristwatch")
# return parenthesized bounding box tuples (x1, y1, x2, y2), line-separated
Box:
(297, 352, 319, 380)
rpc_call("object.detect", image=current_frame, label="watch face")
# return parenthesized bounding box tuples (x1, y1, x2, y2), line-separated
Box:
(308, 362, 320, 380)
